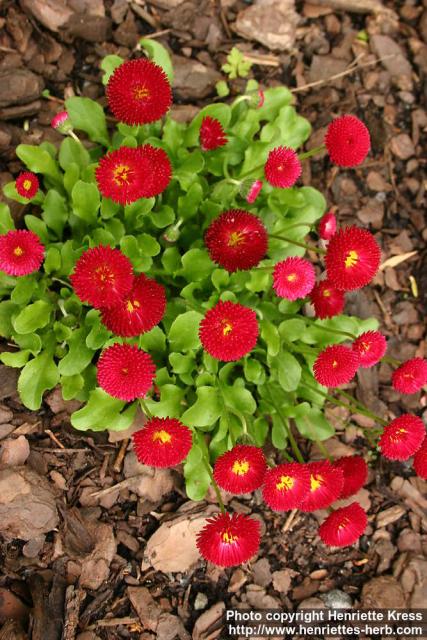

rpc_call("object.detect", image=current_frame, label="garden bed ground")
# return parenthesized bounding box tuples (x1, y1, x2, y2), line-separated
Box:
(0, 0, 426, 638)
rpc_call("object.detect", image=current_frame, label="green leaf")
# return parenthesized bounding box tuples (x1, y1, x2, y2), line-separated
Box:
(72, 180, 100, 223)
(140, 39, 173, 82)
(100, 54, 123, 85)
(221, 380, 256, 415)
(0, 349, 31, 368)
(0, 302, 19, 338)
(144, 384, 185, 418)
(244, 358, 265, 385)
(0, 204, 15, 233)
(184, 441, 210, 501)
(216, 80, 229, 97)
(271, 413, 288, 449)
(138, 326, 166, 353)
(42, 189, 68, 236)
(168, 310, 203, 351)
(169, 352, 195, 375)
(44, 247, 61, 274)
(71, 388, 137, 431)
(181, 386, 222, 429)
(11, 275, 36, 305)
(18, 350, 59, 410)
(65, 96, 109, 146)
(279, 319, 306, 342)
(59, 137, 90, 171)
(181, 248, 213, 282)
(58, 329, 94, 376)
(61, 374, 84, 400)
(13, 301, 51, 334)
(277, 351, 302, 392)
(260, 320, 280, 356)
(294, 404, 335, 441)
(24, 215, 50, 244)
(16, 144, 62, 183)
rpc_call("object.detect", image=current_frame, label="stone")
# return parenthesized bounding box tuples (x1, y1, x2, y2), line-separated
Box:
(79, 522, 116, 590)
(0, 405, 13, 423)
(234, 0, 299, 52)
(63, 14, 112, 42)
(309, 55, 348, 85)
(0, 69, 44, 108)
(361, 576, 406, 608)
(370, 35, 413, 89)
(322, 589, 352, 608)
(390, 133, 416, 159)
(0, 466, 58, 541)
(20, 0, 73, 31)
(376, 505, 406, 528)
(172, 56, 221, 100)
(0, 436, 30, 467)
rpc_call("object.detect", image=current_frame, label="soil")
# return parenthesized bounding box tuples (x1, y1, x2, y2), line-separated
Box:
(0, 0, 426, 638)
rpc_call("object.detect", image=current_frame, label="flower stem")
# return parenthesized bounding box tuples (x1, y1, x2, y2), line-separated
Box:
(68, 129, 81, 143)
(265, 387, 305, 463)
(280, 313, 357, 340)
(202, 456, 226, 514)
(382, 355, 401, 367)
(269, 234, 326, 255)
(139, 398, 153, 419)
(337, 389, 388, 426)
(316, 439, 333, 462)
(298, 145, 325, 161)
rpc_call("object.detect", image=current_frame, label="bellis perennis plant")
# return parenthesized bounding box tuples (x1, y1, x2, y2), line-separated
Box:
(1, 41, 426, 568)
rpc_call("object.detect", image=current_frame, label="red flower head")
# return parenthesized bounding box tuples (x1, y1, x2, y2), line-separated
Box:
(392, 358, 427, 395)
(97, 343, 155, 402)
(379, 414, 426, 461)
(213, 445, 266, 494)
(101, 273, 166, 337)
(413, 438, 427, 480)
(325, 226, 381, 291)
(262, 463, 310, 512)
(313, 344, 360, 388)
(15, 172, 39, 199)
(107, 58, 172, 125)
(133, 417, 192, 468)
(352, 331, 387, 368)
(264, 147, 302, 188)
(0, 230, 44, 276)
(199, 116, 227, 151)
(196, 512, 261, 567)
(318, 211, 337, 240)
(325, 115, 370, 167)
(300, 461, 344, 512)
(96, 145, 172, 205)
(245, 179, 263, 204)
(199, 301, 258, 362)
(319, 502, 368, 547)
(333, 455, 368, 499)
(51, 110, 72, 133)
(273, 257, 316, 301)
(70, 245, 133, 309)
(204, 210, 268, 273)
(310, 280, 345, 319)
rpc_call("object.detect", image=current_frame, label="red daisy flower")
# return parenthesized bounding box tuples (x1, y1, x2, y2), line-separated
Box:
(15, 172, 39, 199)
(97, 343, 155, 402)
(325, 226, 381, 291)
(273, 257, 316, 300)
(204, 210, 268, 273)
(245, 179, 263, 204)
(51, 110, 72, 133)
(300, 461, 344, 512)
(413, 438, 427, 480)
(319, 502, 368, 547)
(96, 145, 172, 205)
(313, 345, 360, 388)
(0, 230, 44, 276)
(392, 358, 427, 395)
(101, 273, 166, 337)
(133, 417, 192, 468)
(199, 116, 227, 151)
(325, 115, 370, 167)
(333, 456, 368, 499)
(262, 463, 310, 512)
(199, 301, 259, 361)
(213, 445, 266, 494)
(70, 245, 133, 309)
(264, 147, 302, 188)
(352, 331, 387, 368)
(106, 58, 172, 125)
(310, 280, 345, 319)
(318, 211, 337, 240)
(196, 512, 261, 567)
(379, 414, 426, 461)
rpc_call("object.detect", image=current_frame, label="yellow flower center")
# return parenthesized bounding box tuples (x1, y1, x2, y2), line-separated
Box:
(391, 428, 407, 442)
(232, 460, 250, 476)
(344, 250, 359, 268)
(222, 530, 238, 544)
(126, 299, 140, 313)
(113, 164, 133, 187)
(276, 475, 294, 491)
(287, 273, 297, 282)
(338, 517, 350, 530)
(310, 474, 323, 492)
(95, 265, 114, 284)
(152, 430, 172, 444)
(361, 341, 370, 352)
(322, 289, 331, 298)
(13, 246, 24, 257)
(332, 360, 338, 368)
(222, 319, 233, 336)
(23, 179, 32, 191)
(228, 231, 244, 247)
(134, 85, 151, 101)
